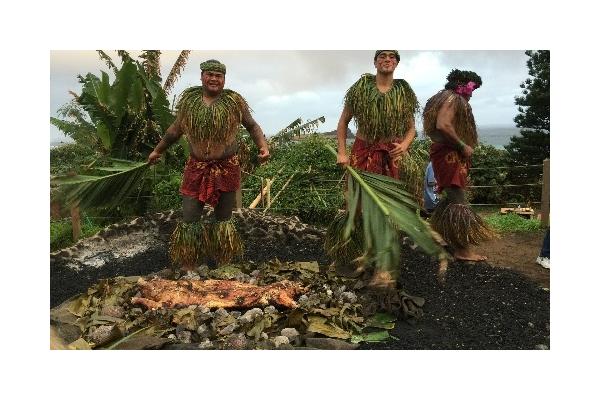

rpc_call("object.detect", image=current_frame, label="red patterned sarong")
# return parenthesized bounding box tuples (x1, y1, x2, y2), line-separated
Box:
(180, 155, 241, 207)
(430, 142, 471, 191)
(350, 137, 399, 178)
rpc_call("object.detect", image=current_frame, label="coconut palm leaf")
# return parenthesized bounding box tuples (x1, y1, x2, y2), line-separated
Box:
(52, 159, 150, 210)
(325, 144, 444, 271)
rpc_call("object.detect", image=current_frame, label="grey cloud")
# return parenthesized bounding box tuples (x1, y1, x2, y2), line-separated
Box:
(50, 50, 532, 140)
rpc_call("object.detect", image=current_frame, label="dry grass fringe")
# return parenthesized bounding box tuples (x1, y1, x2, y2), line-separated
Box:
(430, 198, 497, 248)
(202, 220, 244, 265)
(324, 211, 365, 268)
(169, 221, 205, 267)
(423, 90, 478, 147)
(177, 86, 248, 145)
(344, 74, 419, 143)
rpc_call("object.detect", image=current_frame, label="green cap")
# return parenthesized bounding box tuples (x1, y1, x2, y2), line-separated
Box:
(200, 59, 226, 74)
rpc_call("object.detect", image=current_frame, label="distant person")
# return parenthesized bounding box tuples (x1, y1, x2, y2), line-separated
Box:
(331, 50, 419, 289)
(423, 161, 439, 215)
(536, 229, 550, 269)
(422, 69, 496, 262)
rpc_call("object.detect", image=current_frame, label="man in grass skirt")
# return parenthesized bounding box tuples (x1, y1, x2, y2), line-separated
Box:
(422, 69, 496, 262)
(148, 59, 270, 271)
(328, 50, 419, 289)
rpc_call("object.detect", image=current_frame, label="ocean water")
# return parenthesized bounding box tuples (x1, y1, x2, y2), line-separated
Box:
(476, 126, 521, 149)
(50, 126, 522, 150)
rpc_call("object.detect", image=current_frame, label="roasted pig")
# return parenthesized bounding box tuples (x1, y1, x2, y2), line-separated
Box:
(131, 278, 305, 310)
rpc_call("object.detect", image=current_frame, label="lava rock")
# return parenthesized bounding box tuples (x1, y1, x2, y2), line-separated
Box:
(305, 337, 360, 350)
(88, 325, 121, 346)
(271, 336, 290, 348)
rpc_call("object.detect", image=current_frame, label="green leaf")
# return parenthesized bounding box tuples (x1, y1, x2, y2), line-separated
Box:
(96, 122, 111, 150)
(365, 313, 396, 330)
(307, 315, 352, 339)
(350, 330, 390, 343)
(68, 338, 92, 350)
(111, 60, 137, 126)
(294, 261, 320, 273)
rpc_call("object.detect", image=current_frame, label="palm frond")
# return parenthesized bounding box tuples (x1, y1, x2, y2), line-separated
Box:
(96, 50, 117, 73)
(52, 159, 150, 210)
(117, 50, 132, 64)
(163, 50, 191, 95)
(325, 144, 445, 271)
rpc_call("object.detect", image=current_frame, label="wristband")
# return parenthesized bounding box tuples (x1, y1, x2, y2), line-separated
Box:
(456, 139, 466, 151)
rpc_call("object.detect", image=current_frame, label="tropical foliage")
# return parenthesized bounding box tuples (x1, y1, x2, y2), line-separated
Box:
(241, 133, 344, 224)
(51, 50, 190, 211)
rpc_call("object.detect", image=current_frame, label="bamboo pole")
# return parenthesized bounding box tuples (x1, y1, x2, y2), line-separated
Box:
(263, 172, 297, 213)
(540, 158, 550, 227)
(249, 179, 274, 209)
(266, 179, 271, 207)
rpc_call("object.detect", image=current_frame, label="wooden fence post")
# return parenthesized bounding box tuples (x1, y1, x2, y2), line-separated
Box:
(540, 158, 550, 228)
(235, 188, 242, 209)
(71, 206, 81, 242)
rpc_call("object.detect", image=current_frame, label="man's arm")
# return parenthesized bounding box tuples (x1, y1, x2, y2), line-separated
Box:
(390, 116, 416, 161)
(336, 105, 353, 166)
(241, 106, 269, 163)
(147, 119, 184, 164)
(436, 96, 473, 157)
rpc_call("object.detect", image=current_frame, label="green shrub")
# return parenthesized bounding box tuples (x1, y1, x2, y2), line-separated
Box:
(50, 143, 98, 175)
(470, 144, 511, 204)
(150, 173, 182, 212)
(50, 214, 103, 251)
(484, 212, 542, 233)
(242, 135, 344, 225)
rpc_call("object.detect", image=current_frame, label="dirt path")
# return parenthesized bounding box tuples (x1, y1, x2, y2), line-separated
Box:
(477, 230, 549, 289)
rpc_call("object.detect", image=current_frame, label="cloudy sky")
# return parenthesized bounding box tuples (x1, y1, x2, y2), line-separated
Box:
(50, 50, 529, 143)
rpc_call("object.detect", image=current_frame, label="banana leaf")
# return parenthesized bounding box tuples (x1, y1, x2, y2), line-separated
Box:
(325, 144, 445, 271)
(51, 158, 150, 210)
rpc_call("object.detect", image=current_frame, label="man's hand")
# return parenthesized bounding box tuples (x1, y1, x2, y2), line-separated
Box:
(258, 147, 270, 164)
(390, 141, 409, 162)
(147, 150, 162, 165)
(337, 153, 350, 167)
(461, 144, 474, 158)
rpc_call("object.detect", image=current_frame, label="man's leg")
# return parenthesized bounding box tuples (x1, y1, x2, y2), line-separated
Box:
(214, 191, 236, 222)
(203, 191, 243, 266)
(182, 196, 205, 223)
(540, 228, 550, 258)
(176, 196, 205, 271)
(536, 229, 550, 268)
(445, 187, 488, 262)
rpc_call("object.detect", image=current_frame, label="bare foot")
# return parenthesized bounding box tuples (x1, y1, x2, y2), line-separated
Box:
(367, 270, 396, 290)
(437, 257, 448, 285)
(453, 247, 487, 262)
(181, 264, 197, 273)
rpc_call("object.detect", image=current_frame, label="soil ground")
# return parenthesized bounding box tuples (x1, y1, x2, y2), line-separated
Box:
(478, 230, 549, 288)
